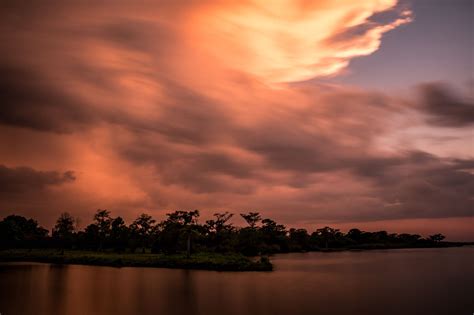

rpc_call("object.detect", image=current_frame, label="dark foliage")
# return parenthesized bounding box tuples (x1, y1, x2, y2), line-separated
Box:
(0, 215, 48, 248)
(0, 210, 455, 255)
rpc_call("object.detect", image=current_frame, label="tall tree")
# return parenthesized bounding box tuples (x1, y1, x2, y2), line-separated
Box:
(313, 226, 341, 249)
(346, 228, 363, 242)
(206, 212, 234, 234)
(289, 228, 310, 251)
(92, 209, 112, 251)
(205, 212, 235, 252)
(261, 218, 287, 251)
(130, 213, 156, 253)
(0, 215, 48, 248)
(429, 233, 445, 242)
(160, 210, 200, 256)
(110, 217, 129, 252)
(240, 212, 261, 228)
(238, 212, 263, 255)
(52, 212, 76, 253)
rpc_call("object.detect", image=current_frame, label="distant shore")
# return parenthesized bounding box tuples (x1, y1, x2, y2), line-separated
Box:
(0, 249, 273, 271)
(314, 241, 474, 252)
(1, 243, 472, 272)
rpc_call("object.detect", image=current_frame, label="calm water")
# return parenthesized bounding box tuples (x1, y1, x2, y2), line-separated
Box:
(1, 247, 473, 315)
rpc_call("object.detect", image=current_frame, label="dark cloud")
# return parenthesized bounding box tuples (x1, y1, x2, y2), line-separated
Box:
(353, 152, 474, 220)
(99, 19, 171, 52)
(155, 82, 235, 145)
(105, 80, 473, 221)
(0, 65, 97, 133)
(0, 164, 75, 194)
(0, 1, 184, 134)
(418, 83, 474, 127)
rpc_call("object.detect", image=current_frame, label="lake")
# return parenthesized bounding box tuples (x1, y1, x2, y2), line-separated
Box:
(1, 247, 473, 315)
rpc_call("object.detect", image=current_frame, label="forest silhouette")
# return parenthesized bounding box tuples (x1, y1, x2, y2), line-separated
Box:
(0, 210, 452, 256)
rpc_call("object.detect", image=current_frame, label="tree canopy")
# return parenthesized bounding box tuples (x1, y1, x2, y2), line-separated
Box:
(0, 210, 449, 255)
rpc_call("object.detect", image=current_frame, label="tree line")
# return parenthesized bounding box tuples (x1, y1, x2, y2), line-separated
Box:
(0, 210, 446, 255)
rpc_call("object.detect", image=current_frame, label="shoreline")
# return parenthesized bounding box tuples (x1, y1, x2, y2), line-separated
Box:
(0, 249, 273, 272)
(1, 243, 471, 271)
(311, 241, 474, 252)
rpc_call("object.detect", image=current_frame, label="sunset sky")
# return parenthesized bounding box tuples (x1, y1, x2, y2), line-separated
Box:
(0, 0, 472, 240)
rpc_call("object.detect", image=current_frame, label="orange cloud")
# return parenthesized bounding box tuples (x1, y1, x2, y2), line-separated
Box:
(188, 0, 412, 82)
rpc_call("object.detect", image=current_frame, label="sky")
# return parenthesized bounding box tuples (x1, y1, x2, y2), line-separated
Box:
(0, 0, 473, 240)
(326, 0, 473, 90)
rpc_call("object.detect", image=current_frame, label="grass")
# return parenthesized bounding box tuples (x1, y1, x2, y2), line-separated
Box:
(0, 249, 273, 271)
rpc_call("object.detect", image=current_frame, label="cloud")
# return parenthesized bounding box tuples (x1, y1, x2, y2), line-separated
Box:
(417, 83, 474, 127)
(0, 65, 98, 133)
(0, 0, 412, 133)
(0, 164, 75, 194)
(190, 0, 412, 82)
(350, 152, 474, 220)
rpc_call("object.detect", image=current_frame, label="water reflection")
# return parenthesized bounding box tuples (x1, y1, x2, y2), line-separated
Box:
(1, 247, 473, 315)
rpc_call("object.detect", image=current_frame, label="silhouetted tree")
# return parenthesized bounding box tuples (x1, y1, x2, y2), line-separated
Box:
(240, 212, 261, 228)
(92, 209, 112, 251)
(159, 210, 200, 257)
(110, 217, 129, 252)
(397, 233, 421, 244)
(289, 228, 310, 251)
(52, 212, 76, 253)
(261, 218, 288, 252)
(429, 233, 445, 242)
(346, 228, 363, 242)
(0, 215, 48, 248)
(313, 226, 341, 249)
(238, 212, 263, 255)
(1, 210, 455, 255)
(205, 212, 235, 252)
(83, 223, 99, 249)
(130, 213, 156, 253)
(367, 230, 389, 244)
(207, 212, 234, 234)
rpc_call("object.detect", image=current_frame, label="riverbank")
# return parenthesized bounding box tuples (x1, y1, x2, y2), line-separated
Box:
(0, 249, 273, 271)
(316, 241, 474, 252)
(1, 243, 471, 271)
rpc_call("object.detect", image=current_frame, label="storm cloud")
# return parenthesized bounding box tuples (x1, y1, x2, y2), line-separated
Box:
(0, 165, 75, 194)
(417, 83, 474, 127)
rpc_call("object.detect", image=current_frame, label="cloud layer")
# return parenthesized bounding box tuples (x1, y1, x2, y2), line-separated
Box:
(0, 0, 472, 238)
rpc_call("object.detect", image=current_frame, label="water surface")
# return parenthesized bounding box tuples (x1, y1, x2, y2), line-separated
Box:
(1, 247, 473, 315)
